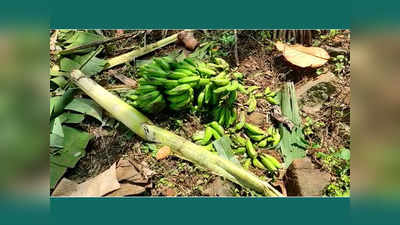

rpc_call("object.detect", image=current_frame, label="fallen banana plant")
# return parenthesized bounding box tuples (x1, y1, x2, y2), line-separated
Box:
(70, 70, 282, 197)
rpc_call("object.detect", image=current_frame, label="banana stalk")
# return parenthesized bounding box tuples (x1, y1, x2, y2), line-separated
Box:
(70, 70, 282, 197)
(104, 33, 179, 70)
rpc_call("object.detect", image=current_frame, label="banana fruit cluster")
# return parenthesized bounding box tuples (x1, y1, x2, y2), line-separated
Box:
(191, 121, 226, 151)
(127, 56, 240, 117)
(231, 121, 282, 172)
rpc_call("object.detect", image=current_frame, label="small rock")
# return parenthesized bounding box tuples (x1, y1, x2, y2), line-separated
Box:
(296, 72, 337, 114)
(178, 31, 199, 51)
(246, 112, 265, 127)
(284, 158, 331, 196)
(160, 187, 177, 197)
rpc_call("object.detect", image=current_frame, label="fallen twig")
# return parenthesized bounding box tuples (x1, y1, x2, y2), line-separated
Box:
(104, 33, 179, 70)
(57, 31, 144, 55)
(110, 71, 137, 88)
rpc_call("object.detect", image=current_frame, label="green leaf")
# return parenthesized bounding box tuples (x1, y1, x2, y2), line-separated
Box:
(50, 76, 68, 88)
(58, 30, 75, 41)
(51, 117, 64, 137)
(64, 31, 104, 53)
(50, 126, 91, 168)
(212, 136, 241, 166)
(58, 112, 85, 124)
(60, 57, 80, 72)
(74, 54, 107, 76)
(65, 98, 103, 122)
(59, 50, 106, 76)
(279, 82, 306, 168)
(50, 162, 67, 189)
(65, 113, 85, 124)
(50, 88, 77, 118)
(338, 148, 350, 161)
(50, 133, 64, 148)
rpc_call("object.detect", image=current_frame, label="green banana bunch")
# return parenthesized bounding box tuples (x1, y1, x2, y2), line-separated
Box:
(192, 122, 225, 148)
(212, 105, 237, 128)
(129, 89, 166, 114)
(241, 123, 281, 149)
(259, 153, 282, 172)
(128, 55, 244, 118)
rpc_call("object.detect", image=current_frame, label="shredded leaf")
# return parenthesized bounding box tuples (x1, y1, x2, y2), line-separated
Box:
(213, 136, 241, 166)
(279, 82, 307, 168)
(65, 98, 103, 122)
(50, 126, 91, 168)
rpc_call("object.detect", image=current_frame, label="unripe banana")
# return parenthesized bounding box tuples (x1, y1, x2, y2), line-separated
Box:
(183, 58, 197, 67)
(204, 84, 211, 104)
(211, 78, 230, 86)
(245, 139, 258, 159)
(209, 121, 225, 136)
(137, 90, 160, 102)
(228, 90, 237, 105)
(248, 134, 267, 142)
(154, 58, 170, 71)
(231, 134, 246, 147)
(244, 123, 267, 135)
(192, 130, 205, 141)
(247, 94, 257, 112)
(243, 158, 251, 170)
(233, 147, 246, 155)
(127, 94, 138, 101)
(197, 66, 216, 76)
(167, 92, 190, 103)
(258, 139, 268, 147)
(213, 85, 228, 94)
(197, 91, 205, 108)
(228, 109, 237, 127)
(253, 158, 266, 170)
(261, 153, 282, 169)
(209, 126, 221, 140)
(164, 84, 192, 95)
(169, 71, 189, 79)
(238, 84, 248, 94)
(178, 76, 200, 84)
(259, 154, 278, 172)
(226, 80, 239, 91)
(267, 96, 279, 105)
